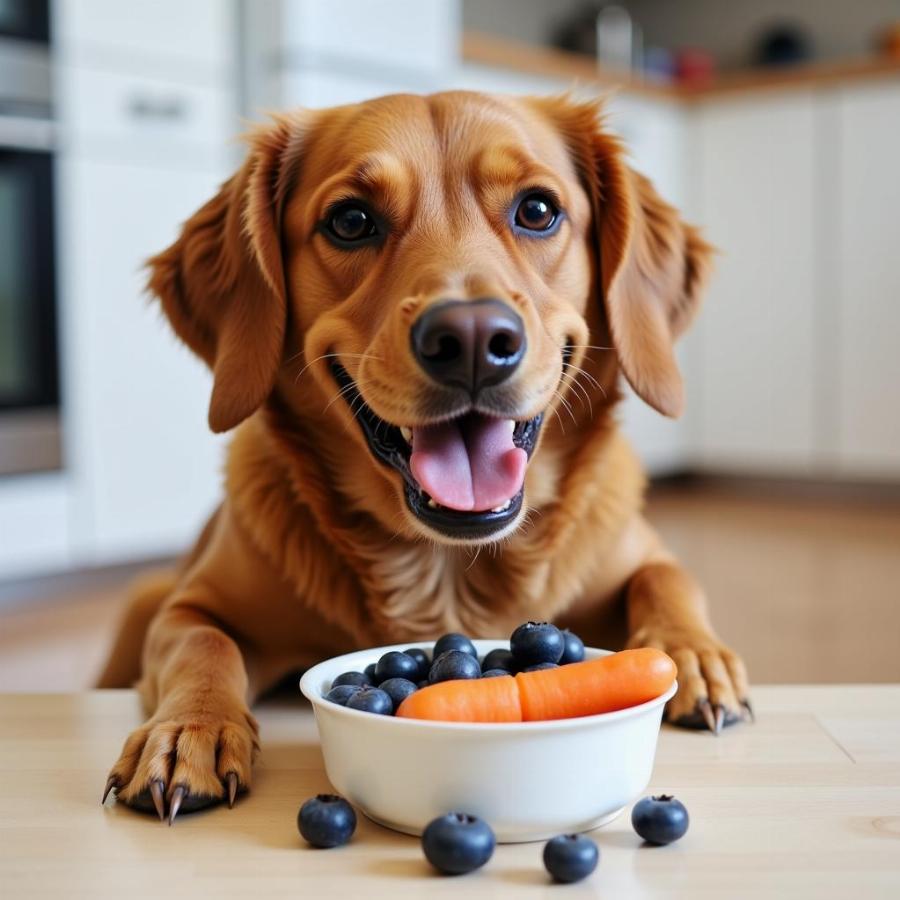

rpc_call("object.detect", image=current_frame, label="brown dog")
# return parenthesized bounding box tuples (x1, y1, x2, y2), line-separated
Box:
(99, 91, 749, 823)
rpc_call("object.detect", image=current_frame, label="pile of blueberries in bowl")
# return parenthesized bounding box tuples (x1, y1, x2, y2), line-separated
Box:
(325, 621, 584, 715)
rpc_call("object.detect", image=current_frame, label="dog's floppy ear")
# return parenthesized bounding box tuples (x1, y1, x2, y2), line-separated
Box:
(147, 115, 306, 432)
(537, 98, 713, 417)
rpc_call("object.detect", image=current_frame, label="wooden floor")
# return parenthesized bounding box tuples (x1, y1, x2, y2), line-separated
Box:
(1, 483, 898, 691)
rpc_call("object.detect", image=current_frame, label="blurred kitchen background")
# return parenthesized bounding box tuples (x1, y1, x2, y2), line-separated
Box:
(1, 0, 899, 691)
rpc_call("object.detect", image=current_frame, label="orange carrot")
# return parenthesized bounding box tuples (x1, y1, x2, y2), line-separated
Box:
(516, 648, 676, 721)
(395, 648, 675, 723)
(395, 674, 522, 722)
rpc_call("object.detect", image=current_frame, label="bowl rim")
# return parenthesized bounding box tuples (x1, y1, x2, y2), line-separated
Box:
(299, 639, 677, 733)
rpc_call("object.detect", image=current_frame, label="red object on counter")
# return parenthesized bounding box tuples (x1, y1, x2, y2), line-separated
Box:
(675, 47, 716, 86)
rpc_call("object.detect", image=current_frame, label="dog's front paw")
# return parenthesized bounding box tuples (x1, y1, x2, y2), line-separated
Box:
(628, 628, 751, 734)
(102, 705, 259, 823)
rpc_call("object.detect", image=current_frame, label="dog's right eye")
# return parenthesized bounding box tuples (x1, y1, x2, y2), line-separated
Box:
(325, 203, 379, 245)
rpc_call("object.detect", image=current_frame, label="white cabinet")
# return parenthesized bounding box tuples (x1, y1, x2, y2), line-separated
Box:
(53, 0, 234, 79)
(38, 0, 239, 575)
(691, 92, 819, 473)
(58, 157, 227, 563)
(835, 82, 900, 477)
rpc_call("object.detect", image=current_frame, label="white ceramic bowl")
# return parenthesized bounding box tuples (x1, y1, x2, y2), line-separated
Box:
(299, 639, 676, 843)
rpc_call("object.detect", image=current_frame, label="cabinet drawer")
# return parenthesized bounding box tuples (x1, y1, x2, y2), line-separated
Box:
(57, 64, 235, 164)
(53, 0, 233, 76)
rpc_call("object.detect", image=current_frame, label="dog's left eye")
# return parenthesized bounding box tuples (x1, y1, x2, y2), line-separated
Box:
(325, 203, 378, 244)
(513, 192, 559, 233)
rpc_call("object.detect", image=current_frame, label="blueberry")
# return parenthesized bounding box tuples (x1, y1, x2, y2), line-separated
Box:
(297, 793, 356, 848)
(510, 621, 564, 666)
(631, 795, 689, 845)
(542, 833, 599, 883)
(481, 648, 516, 673)
(417, 679, 430, 689)
(374, 651, 420, 683)
(332, 670, 371, 689)
(421, 812, 495, 875)
(429, 649, 482, 683)
(523, 661, 558, 672)
(378, 677, 418, 712)
(364, 662, 378, 683)
(433, 633, 478, 659)
(403, 647, 431, 680)
(481, 668, 513, 678)
(559, 629, 585, 664)
(345, 686, 393, 715)
(325, 684, 362, 706)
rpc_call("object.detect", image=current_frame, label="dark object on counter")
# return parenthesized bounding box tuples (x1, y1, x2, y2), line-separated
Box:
(552, 2, 603, 57)
(754, 23, 812, 67)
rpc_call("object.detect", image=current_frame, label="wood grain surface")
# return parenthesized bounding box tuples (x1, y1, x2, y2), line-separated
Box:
(1, 687, 898, 898)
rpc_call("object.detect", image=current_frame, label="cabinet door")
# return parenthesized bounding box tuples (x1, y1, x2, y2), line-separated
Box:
(54, 0, 233, 77)
(692, 93, 818, 473)
(58, 157, 227, 563)
(835, 83, 900, 476)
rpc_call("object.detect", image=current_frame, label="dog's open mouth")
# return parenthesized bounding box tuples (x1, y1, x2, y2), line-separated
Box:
(331, 363, 544, 539)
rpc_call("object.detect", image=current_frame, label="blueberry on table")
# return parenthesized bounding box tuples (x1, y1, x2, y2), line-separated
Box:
(433, 633, 478, 659)
(364, 662, 378, 683)
(332, 670, 372, 689)
(374, 651, 420, 683)
(481, 668, 513, 678)
(324, 684, 362, 706)
(481, 648, 516, 673)
(297, 794, 357, 848)
(543, 833, 599, 883)
(631, 795, 689, 845)
(379, 677, 418, 712)
(523, 661, 559, 672)
(421, 812, 495, 875)
(510, 622, 564, 666)
(429, 649, 482, 684)
(345, 686, 393, 715)
(403, 647, 431, 680)
(559, 629, 585, 664)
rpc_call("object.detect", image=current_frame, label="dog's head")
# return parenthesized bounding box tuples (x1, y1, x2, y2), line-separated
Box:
(148, 92, 711, 545)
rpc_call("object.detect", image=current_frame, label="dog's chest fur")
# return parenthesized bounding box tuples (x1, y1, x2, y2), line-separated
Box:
(226, 411, 645, 646)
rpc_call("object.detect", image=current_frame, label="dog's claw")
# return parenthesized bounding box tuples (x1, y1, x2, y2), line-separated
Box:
(712, 703, 725, 735)
(698, 698, 717, 732)
(225, 772, 238, 809)
(168, 785, 186, 826)
(741, 698, 755, 722)
(150, 779, 166, 822)
(101, 775, 118, 805)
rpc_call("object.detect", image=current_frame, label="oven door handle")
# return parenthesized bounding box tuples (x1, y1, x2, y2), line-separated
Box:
(0, 115, 55, 152)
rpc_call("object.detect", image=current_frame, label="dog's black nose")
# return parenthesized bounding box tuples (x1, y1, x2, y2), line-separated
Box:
(411, 298, 526, 395)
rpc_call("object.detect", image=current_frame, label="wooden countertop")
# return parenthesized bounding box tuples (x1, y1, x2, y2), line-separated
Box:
(1, 687, 899, 898)
(462, 32, 900, 103)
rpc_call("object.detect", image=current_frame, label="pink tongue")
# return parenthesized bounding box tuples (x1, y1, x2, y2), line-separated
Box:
(410, 415, 527, 512)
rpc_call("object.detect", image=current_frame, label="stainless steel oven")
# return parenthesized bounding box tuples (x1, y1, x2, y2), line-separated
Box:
(0, 0, 59, 476)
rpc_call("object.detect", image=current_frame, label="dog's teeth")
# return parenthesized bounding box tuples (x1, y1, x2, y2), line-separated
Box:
(427, 498, 438, 509)
(400, 426, 412, 445)
(491, 499, 512, 513)
(505, 419, 516, 433)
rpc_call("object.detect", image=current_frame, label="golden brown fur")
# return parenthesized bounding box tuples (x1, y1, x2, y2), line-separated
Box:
(100, 92, 748, 818)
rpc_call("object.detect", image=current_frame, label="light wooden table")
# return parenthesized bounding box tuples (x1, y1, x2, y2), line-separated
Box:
(1, 688, 898, 898)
